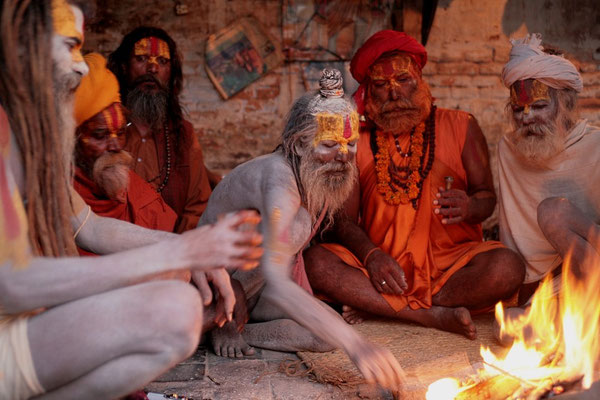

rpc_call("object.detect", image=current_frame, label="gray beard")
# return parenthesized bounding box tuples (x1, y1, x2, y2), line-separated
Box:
(126, 86, 168, 131)
(299, 153, 358, 229)
(92, 151, 133, 202)
(507, 120, 566, 168)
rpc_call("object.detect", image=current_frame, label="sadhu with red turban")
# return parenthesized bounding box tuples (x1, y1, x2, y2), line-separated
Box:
(305, 30, 525, 339)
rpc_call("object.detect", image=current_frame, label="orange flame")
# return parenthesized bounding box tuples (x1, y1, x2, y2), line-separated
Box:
(427, 250, 600, 399)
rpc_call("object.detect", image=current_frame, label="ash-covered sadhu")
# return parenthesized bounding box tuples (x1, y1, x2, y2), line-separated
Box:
(305, 30, 525, 339)
(198, 69, 404, 389)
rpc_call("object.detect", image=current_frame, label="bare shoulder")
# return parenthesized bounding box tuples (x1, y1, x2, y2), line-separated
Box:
(200, 152, 298, 225)
(225, 152, 295, 190)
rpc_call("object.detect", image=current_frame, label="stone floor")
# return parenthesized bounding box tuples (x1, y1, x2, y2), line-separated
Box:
(145, 346, 392, 400)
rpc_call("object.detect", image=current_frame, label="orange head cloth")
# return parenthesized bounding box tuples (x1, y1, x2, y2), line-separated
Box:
(73, 53, 121, 127)
(350, 30, 427, 117)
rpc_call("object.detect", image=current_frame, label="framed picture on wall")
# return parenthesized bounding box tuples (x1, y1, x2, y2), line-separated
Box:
(205, 16, 283, 99)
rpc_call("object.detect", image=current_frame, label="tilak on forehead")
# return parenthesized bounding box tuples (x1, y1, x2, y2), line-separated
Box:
(134, 37, 171, 65)
(80, 104, 126, 145)
(313, 112, 360, 154)
(368, 54, 415, 80)
(510, 79, 551, 114)
(101, 104, 126, 138)
(51, 0, 84, 63)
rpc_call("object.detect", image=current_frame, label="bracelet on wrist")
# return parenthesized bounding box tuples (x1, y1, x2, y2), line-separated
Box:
(362, 247, 380, 266)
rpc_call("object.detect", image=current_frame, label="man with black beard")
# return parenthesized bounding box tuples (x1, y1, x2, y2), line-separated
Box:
(108, 26, 215, 233)
(498, 33, 600, 305)
(197, 69, 405, 391)
(73, 53, 179, 247)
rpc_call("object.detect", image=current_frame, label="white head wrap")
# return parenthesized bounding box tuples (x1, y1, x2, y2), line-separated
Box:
(501, 33, 583, 92)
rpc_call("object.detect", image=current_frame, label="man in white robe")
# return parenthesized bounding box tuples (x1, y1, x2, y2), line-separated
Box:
(498, 33, 600, 305)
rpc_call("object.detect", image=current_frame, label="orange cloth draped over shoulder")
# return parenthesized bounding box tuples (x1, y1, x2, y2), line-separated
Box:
(322, 108, 504, 311)
(74, 167, 177, 255)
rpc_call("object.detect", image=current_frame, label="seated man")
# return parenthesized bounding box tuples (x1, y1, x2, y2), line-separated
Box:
(108, 27, 216, 233)
(73, 53, 177, 237)
(0, 1, 262, 399)
(72, 54, 248, 333)
(199, 69, 404, 389)
(498, 33, 600, 305)
(304, 30, 525, 339)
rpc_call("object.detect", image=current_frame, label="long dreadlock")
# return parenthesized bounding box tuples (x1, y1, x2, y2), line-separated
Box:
(0, 0, 77, 256)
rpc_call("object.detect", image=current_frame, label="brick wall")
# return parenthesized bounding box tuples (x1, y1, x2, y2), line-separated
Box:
(85, 0, 600, 212)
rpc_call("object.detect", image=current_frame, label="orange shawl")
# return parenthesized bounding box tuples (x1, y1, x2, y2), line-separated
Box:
(74, 168, 177, 255)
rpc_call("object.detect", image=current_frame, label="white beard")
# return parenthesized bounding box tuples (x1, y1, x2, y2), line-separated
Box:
(299, 152, 358, 228)
(507, 120, 566, 168)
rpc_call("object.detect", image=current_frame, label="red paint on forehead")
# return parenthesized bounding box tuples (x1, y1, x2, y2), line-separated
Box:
(150, 37, 160, 56)
(108, 105, 120, 132)
(516, 80, 532, 104)
(381, 59, 396, 76)
(343, 116, 352, 139)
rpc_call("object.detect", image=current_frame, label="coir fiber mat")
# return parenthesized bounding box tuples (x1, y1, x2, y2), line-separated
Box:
(297, 313, 506, 399)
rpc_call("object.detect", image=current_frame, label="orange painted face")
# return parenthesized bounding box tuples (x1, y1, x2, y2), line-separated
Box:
(369, 53, 414, 80)
(313, 112, 360, 154)
(367, 53, 418, 95)
(134, 37, 171, 67)
(51, 0, 84, 63)
(78, 103, 127, 162)
(510, 79, 551, 115)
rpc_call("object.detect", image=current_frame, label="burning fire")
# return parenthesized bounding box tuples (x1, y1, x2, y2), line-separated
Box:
(426, 256, 600, 399)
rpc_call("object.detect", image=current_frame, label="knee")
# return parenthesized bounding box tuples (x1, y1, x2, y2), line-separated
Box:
(537, 197, 572, 236)
(488, 248, 526, 292)
(303, 245, 336, 283)
(143, 281, 204, 362)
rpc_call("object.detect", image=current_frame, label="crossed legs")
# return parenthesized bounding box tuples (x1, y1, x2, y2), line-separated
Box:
(304, 245, 525, 339)
(29, 281, 203, 400)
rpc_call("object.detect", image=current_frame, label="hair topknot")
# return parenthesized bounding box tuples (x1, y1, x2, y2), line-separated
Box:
(319, 69, 344, 98)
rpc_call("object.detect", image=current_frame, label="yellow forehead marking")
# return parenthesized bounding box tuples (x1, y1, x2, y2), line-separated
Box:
(52, 0, 77, 37)
(313, 112, 360, 154)
(369, 54, 413, 81)
(134, 38, 171, 66)
(510, 80, 551, 114)
(52, 0, 84, 62)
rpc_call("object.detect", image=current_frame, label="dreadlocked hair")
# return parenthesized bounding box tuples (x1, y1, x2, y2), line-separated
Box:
(0, 0, 77, 256)
(107, 26, 186, 155)
(280, 69, 354, 205)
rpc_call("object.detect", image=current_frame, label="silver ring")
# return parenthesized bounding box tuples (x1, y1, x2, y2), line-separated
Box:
(381, 280, 387, 285)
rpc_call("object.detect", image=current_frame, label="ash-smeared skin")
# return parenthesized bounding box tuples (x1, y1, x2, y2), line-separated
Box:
(199, 151, 405, 389)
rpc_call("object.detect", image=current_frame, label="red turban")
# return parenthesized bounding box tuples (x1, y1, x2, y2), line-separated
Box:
(350, 30, 427, 84)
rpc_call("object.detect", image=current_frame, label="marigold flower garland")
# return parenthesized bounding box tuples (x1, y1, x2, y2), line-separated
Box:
(372, 106, 436, 208)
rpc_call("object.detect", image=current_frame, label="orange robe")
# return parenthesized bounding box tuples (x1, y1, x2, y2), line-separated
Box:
(124, 120, 212, 233)
(74, 167, 177, 256)
(323, 108, 504, 311)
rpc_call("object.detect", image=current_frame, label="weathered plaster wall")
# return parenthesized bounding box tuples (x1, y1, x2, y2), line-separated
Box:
(84, 0, 600, 190)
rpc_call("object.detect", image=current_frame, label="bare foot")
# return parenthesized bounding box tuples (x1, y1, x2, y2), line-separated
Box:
(210, 322, 256, 358)
(244, 319, 335, 352)
(425, 306, 477, 339)
(342, 305, 367, 325)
